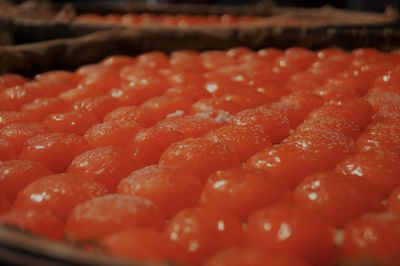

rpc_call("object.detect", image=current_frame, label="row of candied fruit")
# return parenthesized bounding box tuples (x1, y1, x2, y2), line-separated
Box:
(75, 13, 266, 27)
(0, 47, 400, 266)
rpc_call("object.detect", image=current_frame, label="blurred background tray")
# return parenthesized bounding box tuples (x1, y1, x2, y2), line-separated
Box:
(0, 0, 397, 44)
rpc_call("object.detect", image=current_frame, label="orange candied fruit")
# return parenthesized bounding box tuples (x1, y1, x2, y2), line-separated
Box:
(0, 210, 64, 240)
(68, 146, 143, 191)
(72, 95, 120, 120)
(204, 123, 272, 161)
(296, 117, 362, 140)
(246, 203, 336, 264)
(356, 119, 400, 154)
(270, 92, 324, 128)
(0, 160, 51, 201)
(43, 110, 99, 135)
(13, 173, 108, 220)
(0, 139, 17, 161)
(0, 194, 10, 215)
(388, 185, 400, 215)
(0, 122, 49, 152)
(141, 95, 193, 119)
(342, 213, 400, 262)
(66, 194, 164, 240)
(0, 111, 36, 129)
(335, 150, 400, 198)
(282, 129, 356, 169)
(117, 165, 202, 218)
(19, 132, 89, 173)
(159, 138, 240, 182)
(21, 97, 69, 120)
(101, 228, 177, 262)
(128, 125, 185, 166)
(0, 74, 26, 91)
(232, 107, 290, 143)
(84, 120, 142, 148)
(247, 145, 320, 188)
(203, 247, 311, 266)
(2, 47, 400, 265)
(164, 208, 243, 265)
(199, 168, 290, 221)
(103, 105, 158, 127)
(294, 172, 382, 227)
(309, 98, 373, 129)
(158, 115, 222, 138)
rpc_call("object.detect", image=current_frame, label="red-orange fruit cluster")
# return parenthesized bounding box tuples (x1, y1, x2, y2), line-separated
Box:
(1, 47, 400, 266)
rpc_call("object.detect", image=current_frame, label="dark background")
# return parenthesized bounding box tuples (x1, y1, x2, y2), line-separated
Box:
(10, 0, 400, 12)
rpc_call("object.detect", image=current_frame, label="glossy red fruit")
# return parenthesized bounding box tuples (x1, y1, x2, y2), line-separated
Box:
(164, 208, 243, 265)
(356, 119, 400, 154)
(0, 160, 51, 201)
(141, 95, 193, 119)
(282, 129, 356, 169)
(34, 71, 82, 96)
(72, 95, 120, 120)
(0, 74, 26, 91)
(68, 146, 142, 191)
(309, 98, 373, 129)
(117, 165, 202, 218)
(247, 145, 320, 188)
(101, 55, 135, 69)
(388, 186, 400, 215)
(372, 103, 400, 122)
(336, 150, 400, 198)
(294, 172, 382, 227)
(43, 110, 99, 135)
(204, 124, 272, 161)
(109, 78, 167, 106)
(0, 122, 49, 152)
(0, 194, 10, 215)
(199, 168, 290, 221)
(137, 51, 170, 69)
(0, 210, 64, 239)
(165, 83, 209, 100)
(128, 125, 185, 166)
(257, 48, 283, 61)
(281, 47, 317, 70)
(84, 120, 142, 148)
(297, 117, 362, 140)
(203, 247, 311, 266)
(193, 92, 243, 112)
(66, 195, 164, 240)
(159, 138, 240, 182)
(0, 139, 17, 160)
(158, 115, 221, 138)
(270, 92, 324, 128)
(342, 213, 400, 261)
(20, 132, 89, 173)
(21, 97, 69, 120)
(246, 204, 336, 264)
(13, 173, 108, 220)
(101, 229, 177, 262)
(232, 107, 290, 143)
(312, 80, 360, 100)
(0, 84, 41, 111)
(103, 106, 158, 127)
(0, 111, 36, 129)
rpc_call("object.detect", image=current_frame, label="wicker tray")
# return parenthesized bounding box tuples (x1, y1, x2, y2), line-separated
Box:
(0, 0, 397, 44)
(1, 25, 400, 76)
